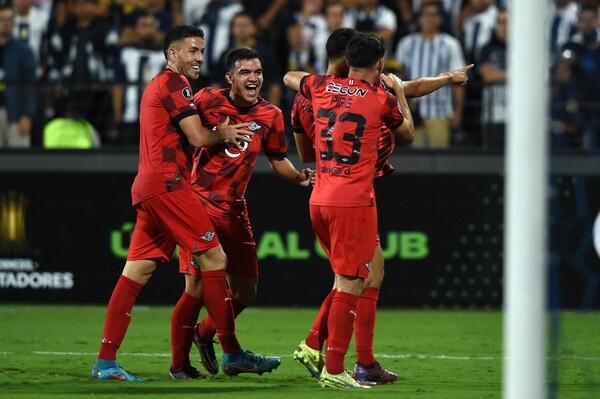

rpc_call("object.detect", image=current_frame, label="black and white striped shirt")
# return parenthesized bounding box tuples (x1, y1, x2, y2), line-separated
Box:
(395, 32, 465, 119)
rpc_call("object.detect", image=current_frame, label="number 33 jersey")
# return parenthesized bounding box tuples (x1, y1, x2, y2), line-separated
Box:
(299, 74, 404, 207)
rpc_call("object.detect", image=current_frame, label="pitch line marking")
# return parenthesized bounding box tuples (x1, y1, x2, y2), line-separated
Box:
(25, 351, 600, 361)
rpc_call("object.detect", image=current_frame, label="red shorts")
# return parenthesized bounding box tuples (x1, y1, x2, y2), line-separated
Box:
(127, 189, 220, 264)
(310, 204, 377, 279)
(179, 210, 258, 277)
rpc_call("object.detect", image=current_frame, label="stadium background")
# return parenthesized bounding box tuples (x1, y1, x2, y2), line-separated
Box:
(1, 151, 599, 310)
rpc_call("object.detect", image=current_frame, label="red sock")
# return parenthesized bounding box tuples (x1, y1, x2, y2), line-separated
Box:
(98, 275, 143, 360)
(198, 290, 247, 340)
(171, 291, 203, 371)
(325, 291, 359, 375)
(355, 287, 379, 366)
(200, 270, 240, 353)
(306, 289, 336, 351)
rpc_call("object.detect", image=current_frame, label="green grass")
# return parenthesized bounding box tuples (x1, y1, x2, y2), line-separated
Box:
(0, 305, 598, 398)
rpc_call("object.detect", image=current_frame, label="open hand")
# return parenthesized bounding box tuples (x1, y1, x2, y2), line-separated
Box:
(218, 116, 253, 150)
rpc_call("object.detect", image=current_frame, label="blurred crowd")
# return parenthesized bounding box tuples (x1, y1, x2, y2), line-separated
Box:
(0, 0, 599, 152)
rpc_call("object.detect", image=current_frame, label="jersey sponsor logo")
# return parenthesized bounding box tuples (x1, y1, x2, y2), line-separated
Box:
(200, 231, 215, 242)
(320, 166, 351, 175)
(224, 134, 251, 158)
(326, 82, 368, 97)
(182, 87, 193, 100)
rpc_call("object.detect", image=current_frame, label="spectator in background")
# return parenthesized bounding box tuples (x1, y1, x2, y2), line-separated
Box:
(559, 4, 600, 151)
(211, 12, 283, 107)
(459, 0, 497, 148)
(395, 1, 466, 149)
(181, 0, 209, 25)
(550, 52, 583, 150)
(241, 0, 288, 71)
(318, 1, 346, 73)
(0, 3, 37, 148)
(12, 0, 50, 77)
(343, 0, 397, 51)
(549, 0, 579, 62)
(479, 7, 508, 150)
(325, 0, 345, 31)
(195, 0, 242, 85)
(397, 0, 465, 37)
(287, 0, 328, 74)
(119, 12, 166, 146)
(46, 0, 121, 145)
(120, 0, 174, 46)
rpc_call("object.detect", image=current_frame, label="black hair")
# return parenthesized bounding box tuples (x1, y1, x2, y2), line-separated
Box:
(163, 25, 204, 58)
(345, 33, 385, 69)
(325, 28, 358, 60)
(226, 47, 260, 71)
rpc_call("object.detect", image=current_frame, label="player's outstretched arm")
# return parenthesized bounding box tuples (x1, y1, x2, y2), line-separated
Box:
(403, 64, 474, 98)
(267, 156, 314, 188)
(381, 73, 414, 144)
(283, 71, 309, 92)
(178, 115, 252, 150)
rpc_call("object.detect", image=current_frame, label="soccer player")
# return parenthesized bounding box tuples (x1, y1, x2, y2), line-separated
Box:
(283, 32, 414, 388)
(290, 27, 472, 385)
(91, 25, 263, 382)
(171, 47, 313, 377)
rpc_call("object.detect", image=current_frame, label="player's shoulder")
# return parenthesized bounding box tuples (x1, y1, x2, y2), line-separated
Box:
(194, 87, 228, 108)
(255, 98, 283, 117)
(195, 86, 226, 98)
(305, 73, 331, 88)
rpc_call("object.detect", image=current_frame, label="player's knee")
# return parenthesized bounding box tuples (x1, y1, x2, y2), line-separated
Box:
(193, 246, 227, 271)
(370, 268, 385, 288)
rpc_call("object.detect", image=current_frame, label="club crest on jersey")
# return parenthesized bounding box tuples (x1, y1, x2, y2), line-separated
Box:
(182, 87, 193, 100)
(248, 121, 261, 131)
(326, 81, 367, 97)
(200, 231, 215, 242)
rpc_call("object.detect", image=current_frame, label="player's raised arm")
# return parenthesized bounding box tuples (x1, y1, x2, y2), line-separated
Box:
(402, 64, 474, 98)
(283, 71, 309, 92)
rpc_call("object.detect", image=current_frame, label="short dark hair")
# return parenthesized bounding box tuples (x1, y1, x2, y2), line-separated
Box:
(419, 1, 443, 16)
(226, 47, 260, 71)
(326, 28, 358, 60)
(345, 33, 385, 69)
(163, 25, 204, 58)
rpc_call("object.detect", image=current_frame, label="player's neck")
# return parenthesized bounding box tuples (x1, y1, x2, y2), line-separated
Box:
(326, 58, 347, 76)
(348, 68, 379, 85)
(228, 91, 258, 108)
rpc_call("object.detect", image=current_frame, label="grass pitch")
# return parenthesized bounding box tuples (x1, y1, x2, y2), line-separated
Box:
(0, 305, 598, 398)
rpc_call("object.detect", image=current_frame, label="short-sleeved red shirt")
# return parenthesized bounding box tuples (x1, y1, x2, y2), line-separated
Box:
(131, 69, 198, 206)
(191, 87, 287, 220)
(299, 74, 403, 206)
(291, 90, 396, 179)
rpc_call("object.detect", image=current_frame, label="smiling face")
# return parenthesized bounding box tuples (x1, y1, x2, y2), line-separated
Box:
(226, 58, 264, 107)
(168, 36, 205, 81)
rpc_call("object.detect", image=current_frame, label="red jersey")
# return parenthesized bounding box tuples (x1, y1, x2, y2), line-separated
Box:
(291, 90, 396, 179)
(191, 87, 287, 220)
(291, 91, 314, 137)
(131, 69, 198, 206)
(299, 74, 403, 206)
